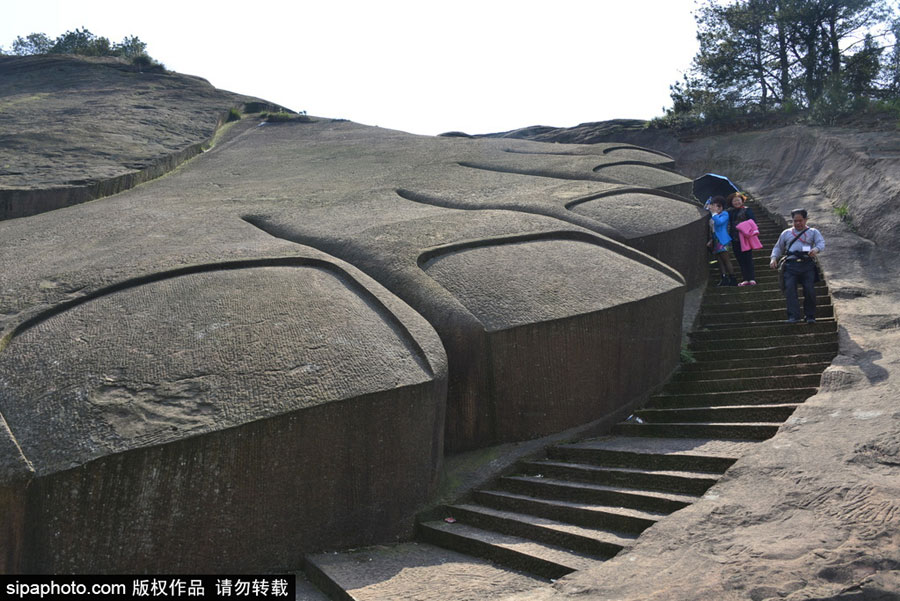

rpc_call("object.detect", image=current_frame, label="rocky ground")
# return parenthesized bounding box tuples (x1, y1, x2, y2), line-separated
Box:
(0, 54, 282, 219)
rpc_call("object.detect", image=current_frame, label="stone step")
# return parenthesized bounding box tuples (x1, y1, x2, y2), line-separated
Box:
(612, 421, 781, 441)
(699, 306, 835, 326)
(472, 489, 663, 535)
(546, 443, 737, 473)
(516, 460, 719, 496)
(679, 353, 834, 371)
(442, 502, 635, 559)
(698, 318, 836, 333)
(689, 332, 836, 352)
(689, 321, 836, 341)
(700, 295, 831, 314)
(650, 387, 818, 408)
(704, 282, 827, 301)
(672, 363, 831, 382)
(663, 373, 821, 393)
(292, 572, 332, 601)
(418, 519, 600, 580)
(635, 403, 800, 424)
(690, 340, 837, 361)
(497, 475, 697, 514)
(305, 541, 551, 601)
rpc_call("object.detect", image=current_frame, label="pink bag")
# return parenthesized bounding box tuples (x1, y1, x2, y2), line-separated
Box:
(736, 219, 763, 250)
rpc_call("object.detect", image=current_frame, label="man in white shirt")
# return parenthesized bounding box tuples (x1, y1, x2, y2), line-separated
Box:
(769, 208, 826, 323)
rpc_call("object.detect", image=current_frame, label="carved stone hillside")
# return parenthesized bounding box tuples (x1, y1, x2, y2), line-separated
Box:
(0, 56, 704, 573)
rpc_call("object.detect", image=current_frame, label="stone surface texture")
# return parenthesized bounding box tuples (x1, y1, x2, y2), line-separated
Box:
(0, 57, 698, 573)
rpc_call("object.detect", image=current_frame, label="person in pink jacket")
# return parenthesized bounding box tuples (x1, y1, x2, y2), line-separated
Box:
(727, 193, 760, 286)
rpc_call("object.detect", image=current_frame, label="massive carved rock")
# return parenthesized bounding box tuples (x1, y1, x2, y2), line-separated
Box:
(0, 56, 703, 572)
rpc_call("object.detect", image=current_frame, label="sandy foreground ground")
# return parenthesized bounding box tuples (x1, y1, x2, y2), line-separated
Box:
(494, 125, 900, 601)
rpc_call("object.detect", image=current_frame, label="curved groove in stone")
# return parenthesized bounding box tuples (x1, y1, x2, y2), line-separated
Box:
(0, 257, 435, 379)
(394, 187, 628, 243)
(501, 148, 596, 157)
(565, 187, 700, 210)
(602, 145, 674, 159)
(417, 230, 685, 290)
(592, 160, 675, 172)
(457, 161, 625, 185)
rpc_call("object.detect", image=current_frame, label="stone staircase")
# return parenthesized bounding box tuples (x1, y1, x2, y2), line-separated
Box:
(298, 205, 838, 600)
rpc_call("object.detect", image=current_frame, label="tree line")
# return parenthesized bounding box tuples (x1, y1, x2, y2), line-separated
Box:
(1, 28, 161, 69)
(660, 0, 900, 126)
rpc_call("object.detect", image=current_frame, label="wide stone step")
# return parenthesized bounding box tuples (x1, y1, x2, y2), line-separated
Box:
(690, 340, 837, 361)
(417, 519, 601, 579)
(680, 353, 834, 370)
(305, 542, 551, 601)
(612, 421, 781, 440)
(689, 332, 836, 352)
(701, 295, 831, 314)
(672, 364, 831, 382)
(650, 387, 818, 408)
(442, 502, 635, 559)
(663, 373, 821, 393)
(635, 403, 800, 424)
(704, 282, 827, 302)
(472, 489, 662, 534)
(689, 321, 837, 341)
(546, 444, 737, 473)
(516, 460, 719, 496)
(699, 305, 835, 326)
(497, 475, 697, 514)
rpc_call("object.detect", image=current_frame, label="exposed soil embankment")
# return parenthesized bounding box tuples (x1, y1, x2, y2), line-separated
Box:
(0, 55, 284, 220)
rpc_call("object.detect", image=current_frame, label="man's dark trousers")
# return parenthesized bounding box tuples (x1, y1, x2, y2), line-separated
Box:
(783, 259, 817, 320)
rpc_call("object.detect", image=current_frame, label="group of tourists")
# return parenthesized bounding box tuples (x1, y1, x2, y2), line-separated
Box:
(705, 193, 825, 324)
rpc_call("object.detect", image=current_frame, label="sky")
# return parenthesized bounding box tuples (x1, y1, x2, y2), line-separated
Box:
(1, 0, 702, 136)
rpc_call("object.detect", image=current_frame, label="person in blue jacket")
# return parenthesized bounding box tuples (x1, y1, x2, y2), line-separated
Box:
(707, 197, 737, 286)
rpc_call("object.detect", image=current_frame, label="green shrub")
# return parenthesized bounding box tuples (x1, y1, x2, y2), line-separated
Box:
(262, 111, 312, 123)
(227, 108, 242, 122)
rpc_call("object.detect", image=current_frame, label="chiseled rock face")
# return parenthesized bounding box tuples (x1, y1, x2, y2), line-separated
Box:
(0, 57, 700, 572)
(0, 254, 447, 573)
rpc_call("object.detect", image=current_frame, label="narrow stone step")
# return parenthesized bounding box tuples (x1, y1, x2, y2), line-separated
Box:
(612, 421, 781, 440)
(497, 475, 697, 514)
(672, 364, 830, 382)
(547, 443, 738, 473)
(418, 519, 600, 579)
(473, 489, 663, 534)
(305, 542, 551, 601)
(689, 321, 836, 340)
(516, 460, 719, 495)
(663, 373, 822, 393)
(690, 340, 837, 361)
(650, 387, 818, 408)
(635, 403, 800, 424)
(443, 502, 635, 559)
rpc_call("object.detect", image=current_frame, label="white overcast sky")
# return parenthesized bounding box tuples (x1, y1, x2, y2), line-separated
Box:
(2, 0, 701, 136)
